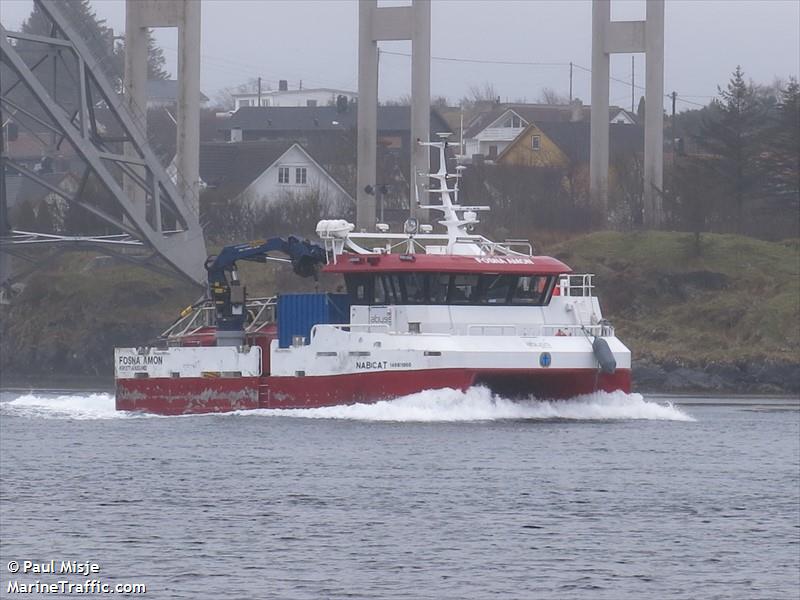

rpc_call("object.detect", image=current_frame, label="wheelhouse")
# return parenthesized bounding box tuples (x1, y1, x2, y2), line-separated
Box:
(324, 253, 572, 307)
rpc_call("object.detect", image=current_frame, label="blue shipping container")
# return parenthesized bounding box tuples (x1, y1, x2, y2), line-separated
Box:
(277, 293, 350, 348)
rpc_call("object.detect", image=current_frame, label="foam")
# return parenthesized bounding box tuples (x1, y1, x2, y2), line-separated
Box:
(0, 387, 695, 422)
(0, 392, 131, 420)
(245, 387, 695, 422)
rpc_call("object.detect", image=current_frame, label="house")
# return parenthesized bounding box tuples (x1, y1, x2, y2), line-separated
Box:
(199, 139, 355, 218)
(146, 79, 209, 109)
(497, 121, 643, 167)
(232, 80, 357, 109)
(218, 105, 451, 152)
(199, 133, 417, 228)
(3, 125, 79, 173)
(462, 103, 637, 161)
(496, 121, 644, 197)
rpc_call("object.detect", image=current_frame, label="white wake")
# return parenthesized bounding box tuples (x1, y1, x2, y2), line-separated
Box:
(248, 387, 694, 422)
(0, 392, 134, 420)
(0, 388, 694, 422)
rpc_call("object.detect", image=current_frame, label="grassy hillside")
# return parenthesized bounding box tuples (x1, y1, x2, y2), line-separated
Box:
(1, 231, 797, 386)
(548, 231, 799, 364)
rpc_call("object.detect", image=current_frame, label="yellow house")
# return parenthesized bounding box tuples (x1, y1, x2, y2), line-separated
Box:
(497, 121, 643, 169)
(495, 121, 644, 200)
(495, 123, 571, 168)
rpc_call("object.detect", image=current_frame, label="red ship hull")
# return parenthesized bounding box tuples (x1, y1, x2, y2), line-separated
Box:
(115, 368, 631, 415)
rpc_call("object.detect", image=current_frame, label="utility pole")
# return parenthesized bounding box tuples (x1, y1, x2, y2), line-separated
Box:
(0, 100, 8, 290)
(671, 90, 677, 163)
(569, 61, 573, 103)
(0, 102, 7, 236)
(631, 55, 635, 113)
(257, 76, 262, 107)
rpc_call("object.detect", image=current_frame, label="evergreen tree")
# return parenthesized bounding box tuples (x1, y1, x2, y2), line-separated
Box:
(636, 96, 646, 120)
(694, 66, 765, 232)
(19, 0, 168, 92)
(768, 78, 800, 191)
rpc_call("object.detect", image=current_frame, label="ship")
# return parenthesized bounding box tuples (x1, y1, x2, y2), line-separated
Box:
(115, 137, 631, 415)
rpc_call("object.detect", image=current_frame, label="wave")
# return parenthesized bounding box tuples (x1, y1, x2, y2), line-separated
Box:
(0, 388, 695, 422)
(0, 392, 132, 420)
(249, 387, 695, 422)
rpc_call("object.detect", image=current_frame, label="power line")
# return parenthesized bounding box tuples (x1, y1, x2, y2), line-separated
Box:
(382, 50, 714, 107)
(163, 42, 714, 110)
(379, 49, 567, 68)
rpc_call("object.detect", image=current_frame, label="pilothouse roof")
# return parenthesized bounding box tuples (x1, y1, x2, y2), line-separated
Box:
(323, 253, 572, 275)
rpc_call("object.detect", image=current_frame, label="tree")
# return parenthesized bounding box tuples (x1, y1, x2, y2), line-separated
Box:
(694, 66, 764, 232)
(459, 83, 500, 109)
(538, 88, 568, 105)
(767, 78, 800, 192)
(636, 96, 646, 120)
(213, 78, 261, 111)
(19, 0, 168, 93)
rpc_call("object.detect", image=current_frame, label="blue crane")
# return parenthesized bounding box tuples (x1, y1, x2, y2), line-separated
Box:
(204, 236, 327, 342)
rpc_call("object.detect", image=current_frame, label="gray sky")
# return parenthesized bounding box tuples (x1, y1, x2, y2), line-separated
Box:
(2, 0, 798, 112)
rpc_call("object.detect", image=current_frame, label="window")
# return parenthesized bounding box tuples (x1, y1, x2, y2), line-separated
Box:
(278, 166, 290, 184)
(344, 273, 556, 306)
(239, 99, 251, 107)
(481, 274, 517, 304)
(448, 274, 480, 304)
(513, 276, 553, 305)
(345, 274, 373, 304)
(295, 167, 307, 184)
(531, 135, 541, 151)
(503, 115, 523, 128)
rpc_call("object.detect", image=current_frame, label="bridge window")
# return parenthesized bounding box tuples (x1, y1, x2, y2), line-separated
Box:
(345, 273, 556, 306)
(448, 274, 480, 304)
(481, 274, 517, 304)
(514, 275, 553, 305)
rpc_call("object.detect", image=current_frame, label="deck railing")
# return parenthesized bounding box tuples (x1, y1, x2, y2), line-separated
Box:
(558, 274, 595, 297)
(160, 296, 277, 341)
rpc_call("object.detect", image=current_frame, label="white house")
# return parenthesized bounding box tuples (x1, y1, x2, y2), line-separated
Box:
(609, 108, 637, 124)
(238, 143, 353, 212)
(462, 103, 638, 162)
(200, 140, 354, 217)
(463, 108, 529, 159)
(232, 82, 357, 110)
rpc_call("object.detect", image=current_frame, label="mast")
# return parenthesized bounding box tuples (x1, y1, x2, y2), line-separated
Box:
(417, 135, 489, 253)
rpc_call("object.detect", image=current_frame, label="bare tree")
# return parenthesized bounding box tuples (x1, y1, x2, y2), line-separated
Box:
(538, 87, 569, 105)
(212, 78, 261, 111)
(460, 82, 500, 109)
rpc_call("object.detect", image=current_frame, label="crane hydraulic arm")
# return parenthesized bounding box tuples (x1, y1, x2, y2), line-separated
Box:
(204, 236, 327, 344)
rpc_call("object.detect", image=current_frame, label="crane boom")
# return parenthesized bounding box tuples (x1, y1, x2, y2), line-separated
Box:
(204, 236, 327, 344)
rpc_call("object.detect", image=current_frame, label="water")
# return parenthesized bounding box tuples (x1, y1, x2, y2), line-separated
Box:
(1, 388, 798, 599)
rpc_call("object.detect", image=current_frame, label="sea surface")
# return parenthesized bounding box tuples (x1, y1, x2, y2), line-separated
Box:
(0, 388, 798, 599)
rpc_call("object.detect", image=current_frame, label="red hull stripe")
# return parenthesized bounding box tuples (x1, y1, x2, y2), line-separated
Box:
(116, 369, 631, 415)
